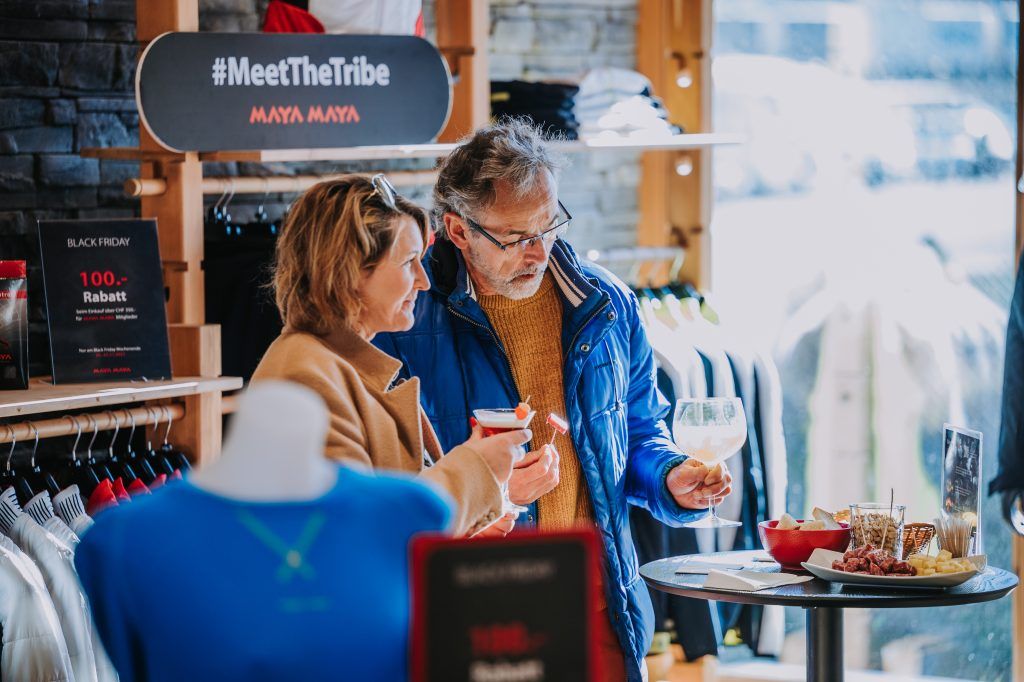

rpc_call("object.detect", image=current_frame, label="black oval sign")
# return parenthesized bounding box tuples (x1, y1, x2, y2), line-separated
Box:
(136, 32, 452, 152)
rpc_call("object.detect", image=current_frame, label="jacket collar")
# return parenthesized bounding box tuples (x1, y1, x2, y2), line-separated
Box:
(319, 323, 405, 393)
(429, 238, 602, 310)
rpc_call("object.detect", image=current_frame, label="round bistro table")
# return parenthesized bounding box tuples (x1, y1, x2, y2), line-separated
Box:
(640, 550, 1018, 682)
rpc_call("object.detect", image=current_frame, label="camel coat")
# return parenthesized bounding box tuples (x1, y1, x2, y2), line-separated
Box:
(251, 325, 503, 536)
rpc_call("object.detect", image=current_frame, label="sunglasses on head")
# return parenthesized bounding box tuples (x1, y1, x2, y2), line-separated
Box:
(369, 173, 399, 210)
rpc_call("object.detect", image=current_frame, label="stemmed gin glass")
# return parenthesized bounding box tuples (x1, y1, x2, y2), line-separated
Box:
(672, 398, 747, 529)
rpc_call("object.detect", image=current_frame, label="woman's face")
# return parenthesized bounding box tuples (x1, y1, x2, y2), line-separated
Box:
(355, 215, 429, 338)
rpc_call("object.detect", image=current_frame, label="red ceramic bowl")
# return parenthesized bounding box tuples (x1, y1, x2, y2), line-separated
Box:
(758, 520, 852, 569)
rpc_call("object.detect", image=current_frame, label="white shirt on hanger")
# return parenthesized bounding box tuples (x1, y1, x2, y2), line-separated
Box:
(11, 511, 100, 682)
(0, 534, 74, 682)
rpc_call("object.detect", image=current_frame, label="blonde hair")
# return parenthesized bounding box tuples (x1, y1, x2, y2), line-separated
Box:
(272, 174, 430, 335)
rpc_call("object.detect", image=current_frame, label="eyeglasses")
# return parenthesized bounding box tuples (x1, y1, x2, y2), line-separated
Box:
(369, 173, 398, 210)
(463, 201, 573, 252)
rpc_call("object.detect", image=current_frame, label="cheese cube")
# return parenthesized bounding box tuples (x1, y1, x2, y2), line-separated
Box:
(777, 513, 799, 530)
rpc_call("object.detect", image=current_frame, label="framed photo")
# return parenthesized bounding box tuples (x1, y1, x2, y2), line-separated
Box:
(942, 424, 983, 552)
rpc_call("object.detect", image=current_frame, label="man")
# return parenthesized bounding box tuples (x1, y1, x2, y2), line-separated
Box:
(374, 119, 732, 681)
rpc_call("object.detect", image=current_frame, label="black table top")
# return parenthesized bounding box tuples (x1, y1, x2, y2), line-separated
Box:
(640, 550, 1018, 609)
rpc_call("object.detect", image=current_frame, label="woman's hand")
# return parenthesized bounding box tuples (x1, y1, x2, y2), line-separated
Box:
(470, 512, 517, 538)
(464, 421, 532, 484)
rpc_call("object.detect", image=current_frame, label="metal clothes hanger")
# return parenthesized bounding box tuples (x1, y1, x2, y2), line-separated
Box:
(160, 405, 190, 471)
(144, 407, 175, 477)
(83, 413, 115, 483)
(65, 416, 100, 496)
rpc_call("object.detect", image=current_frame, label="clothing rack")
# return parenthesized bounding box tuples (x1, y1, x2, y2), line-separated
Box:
(125, 170, 440, 198)
(586, 246, 685, 264)
(0, 403, 185, 445)
(586, 246, 686, 288)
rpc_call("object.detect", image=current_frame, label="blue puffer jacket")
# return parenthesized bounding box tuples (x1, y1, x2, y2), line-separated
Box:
(374, 238, 703, 681)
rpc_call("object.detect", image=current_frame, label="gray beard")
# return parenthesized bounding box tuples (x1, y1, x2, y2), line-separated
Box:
(465, 241, 547, 300)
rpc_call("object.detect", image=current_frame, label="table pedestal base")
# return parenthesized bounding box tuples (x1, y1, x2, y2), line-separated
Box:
(806, 606, 843, 682)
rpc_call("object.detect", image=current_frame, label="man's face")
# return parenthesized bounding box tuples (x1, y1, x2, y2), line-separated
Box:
(445, 172, 560, 300)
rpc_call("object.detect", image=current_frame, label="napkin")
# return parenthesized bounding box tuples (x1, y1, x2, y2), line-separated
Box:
(703, 569, 813, 592)
(675, 561, 749, 575)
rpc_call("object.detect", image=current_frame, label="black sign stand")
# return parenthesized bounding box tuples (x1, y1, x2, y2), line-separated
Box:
(411, 529, 601, 682)
(38, 219, 172, 384)
(136, 32, 452, 152)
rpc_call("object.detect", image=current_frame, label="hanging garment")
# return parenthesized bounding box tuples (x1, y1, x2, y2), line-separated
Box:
(54, 485, 95, 536)
(308, 0, 423, 36)
(25, 491, 78, 542)
(994, 257, 1024, 495)
(204, 240, 284, 381)
(126, 479, 151, 497)
(86, 478, 119, 517)
(627, 365, 720, 661)
(76, 465, 452, 682)
(110, 478, 131, 504)
(262, 0, 325, 33)
(0, 534, 74, 682)
(8, 505, 100, 682)
(752, 352, 788, 524)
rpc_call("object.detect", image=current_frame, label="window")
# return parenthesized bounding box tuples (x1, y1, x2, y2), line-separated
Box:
(712, 1, 1018, 678)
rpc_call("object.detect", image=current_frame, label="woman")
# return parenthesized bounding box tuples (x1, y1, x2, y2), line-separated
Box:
(252, 174, 525, 537)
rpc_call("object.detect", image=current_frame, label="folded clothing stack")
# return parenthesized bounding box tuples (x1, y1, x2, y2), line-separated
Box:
(575, 67, 682, 142)
(490, 80, 581, 140)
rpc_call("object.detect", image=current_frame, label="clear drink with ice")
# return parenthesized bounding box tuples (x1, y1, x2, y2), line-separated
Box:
(672, 398, 747, 529)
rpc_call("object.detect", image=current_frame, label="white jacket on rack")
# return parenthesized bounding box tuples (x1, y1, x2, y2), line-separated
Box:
(0, 533, 74, 681)
(10, 509, 99, 682)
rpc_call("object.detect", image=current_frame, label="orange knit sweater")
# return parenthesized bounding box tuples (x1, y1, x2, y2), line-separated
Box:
(478, 273, 593, 529)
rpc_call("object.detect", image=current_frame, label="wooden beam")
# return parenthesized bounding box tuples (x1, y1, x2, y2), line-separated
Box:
(636, 0, 713, 289)
(142, 155, 205, 324)
(435, 0, 489, 142)
(167, 324, 223, 464)
(136, 0, 198, 43)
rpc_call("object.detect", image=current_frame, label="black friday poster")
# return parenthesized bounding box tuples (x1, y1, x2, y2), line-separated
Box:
(38, 219, 171, 384)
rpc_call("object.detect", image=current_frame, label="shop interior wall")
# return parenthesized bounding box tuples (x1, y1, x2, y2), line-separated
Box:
(0, 0, 647, 379)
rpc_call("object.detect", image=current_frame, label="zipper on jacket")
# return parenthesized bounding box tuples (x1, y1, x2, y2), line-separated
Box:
(447, 304, 520, 403)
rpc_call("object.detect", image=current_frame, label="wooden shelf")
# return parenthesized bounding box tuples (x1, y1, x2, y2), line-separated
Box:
(0, 376, 243, 419)
(81, 133, 743, 165)
(80, 147, 188, 162)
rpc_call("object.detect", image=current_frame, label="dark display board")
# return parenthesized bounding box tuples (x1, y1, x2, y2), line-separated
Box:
(411, 530, 600, 682)
(38, 220, 171, 384)
(136, 32, 452, 152)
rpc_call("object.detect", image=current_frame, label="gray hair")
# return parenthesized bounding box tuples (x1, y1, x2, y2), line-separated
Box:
(433, 118, 564, 238)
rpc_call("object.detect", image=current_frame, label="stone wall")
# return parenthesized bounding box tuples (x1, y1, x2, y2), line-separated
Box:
(0, 0, 141, 376)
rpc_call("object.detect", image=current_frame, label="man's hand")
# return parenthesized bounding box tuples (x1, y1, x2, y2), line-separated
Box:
(667, 459, 733, 510)
(508, 444, 560, 506)
(471, 512, 517, 538)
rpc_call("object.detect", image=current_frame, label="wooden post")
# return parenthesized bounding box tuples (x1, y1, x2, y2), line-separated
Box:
(436, 0, 489, 142)
(636, 0, 712, 290)
(167, 324, 222, 463)
(135, 0, 222, 462)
